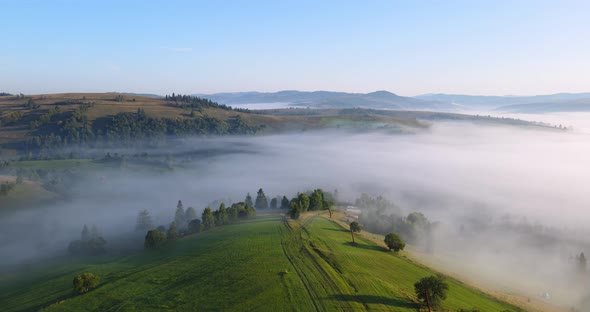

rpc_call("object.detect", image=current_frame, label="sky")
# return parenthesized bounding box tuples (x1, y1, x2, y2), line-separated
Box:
(1, 0, 590, 96)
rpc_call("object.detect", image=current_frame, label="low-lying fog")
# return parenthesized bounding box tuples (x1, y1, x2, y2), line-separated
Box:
(3, 113, 590, 308)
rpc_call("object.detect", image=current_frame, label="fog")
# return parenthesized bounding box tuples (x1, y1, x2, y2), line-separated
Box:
(3, 116, 590, 308)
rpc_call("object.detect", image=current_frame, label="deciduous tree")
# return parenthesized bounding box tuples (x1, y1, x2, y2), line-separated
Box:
(73, 272, 100, 294)
(414, 275, 449, 308)
(384, 232, 405, 252)
(298, 193, 310, 212)
(202, 207, 215, 230)
(349, 221, 361, 244)
(167, 222, 178, 240)
(144, 229, 166, 248)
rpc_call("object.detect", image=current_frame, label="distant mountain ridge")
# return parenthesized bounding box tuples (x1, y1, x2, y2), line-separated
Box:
(196, 90, 458, 111)
(416, 93, 590, 110)
(197, 90, 590, 113)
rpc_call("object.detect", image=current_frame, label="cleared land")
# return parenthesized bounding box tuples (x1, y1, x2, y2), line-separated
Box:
(0, 214, 520, 311)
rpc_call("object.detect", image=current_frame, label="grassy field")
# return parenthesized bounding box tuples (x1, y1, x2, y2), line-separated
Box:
(0, 214, 521, 312)
(0, 176, 56, 211)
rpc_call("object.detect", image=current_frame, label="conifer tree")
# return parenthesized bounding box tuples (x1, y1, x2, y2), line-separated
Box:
(255, 188, 268, 210)
(175, 200, 186, 230)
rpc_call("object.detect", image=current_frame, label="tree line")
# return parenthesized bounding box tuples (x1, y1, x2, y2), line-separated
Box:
(68, 224, 107, 256)
(287, 189, 335, 220)
(143, 198, 257, 249)
(25, 107, 264, 152)
(164, 93, 251, 113)
(355, 193, 434, 248)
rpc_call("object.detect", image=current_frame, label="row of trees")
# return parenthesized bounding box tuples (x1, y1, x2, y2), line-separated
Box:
(25, 105, 264, 151)
(143, 199, 257, 249)
(165, 93, 250, 113)
(288, 189, 334, 220)
(68, 225, 107, 255)
(243, 189, 292, 210)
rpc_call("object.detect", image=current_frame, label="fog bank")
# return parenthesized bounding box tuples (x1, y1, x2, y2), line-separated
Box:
(3, 117, 590, 308)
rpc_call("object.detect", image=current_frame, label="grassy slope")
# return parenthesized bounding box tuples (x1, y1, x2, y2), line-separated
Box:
(0, 176, 56, 211)
(0, 215, 519, 312)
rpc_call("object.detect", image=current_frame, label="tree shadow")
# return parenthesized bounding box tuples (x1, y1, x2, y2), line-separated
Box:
(322, 227, 347, 232)
(344, 241, 388, 252)
(329, 294, 418, 309)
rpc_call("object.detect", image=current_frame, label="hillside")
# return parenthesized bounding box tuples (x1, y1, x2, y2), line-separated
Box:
(0, 175, 56, 212)
(0, 93, 432, 156)
(0, 214, 522, 312)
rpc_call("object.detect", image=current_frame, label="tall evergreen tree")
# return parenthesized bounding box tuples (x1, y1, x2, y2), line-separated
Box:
(175, 200, 186, 230)
(136, 209, 153, 231)
(281, 196, 290, 209)
(245, 193, 253, 207)
(270, 197, 278, 209)
(255, 188, 268, 210)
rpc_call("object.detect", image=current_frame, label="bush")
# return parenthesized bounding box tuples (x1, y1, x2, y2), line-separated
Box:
(144, 229, 166, 248)
(73, 272, 100, 294)
(384, 232, 405, 252)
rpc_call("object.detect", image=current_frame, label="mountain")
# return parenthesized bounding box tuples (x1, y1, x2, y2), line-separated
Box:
(416, 93, 590, 110)
(197, 90, 459, 111)
(200, 90, 590, 113)
(495, 98, 590, 113)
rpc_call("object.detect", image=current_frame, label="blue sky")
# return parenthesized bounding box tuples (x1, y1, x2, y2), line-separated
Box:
(1, 0, 589, 96)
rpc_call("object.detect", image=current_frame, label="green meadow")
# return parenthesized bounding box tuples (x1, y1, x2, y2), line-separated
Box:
(0, 215, 520, 311)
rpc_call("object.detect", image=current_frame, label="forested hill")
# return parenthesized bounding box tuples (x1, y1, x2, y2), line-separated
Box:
(0, 92, 430, 157)
(0, 93, 267, 156)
